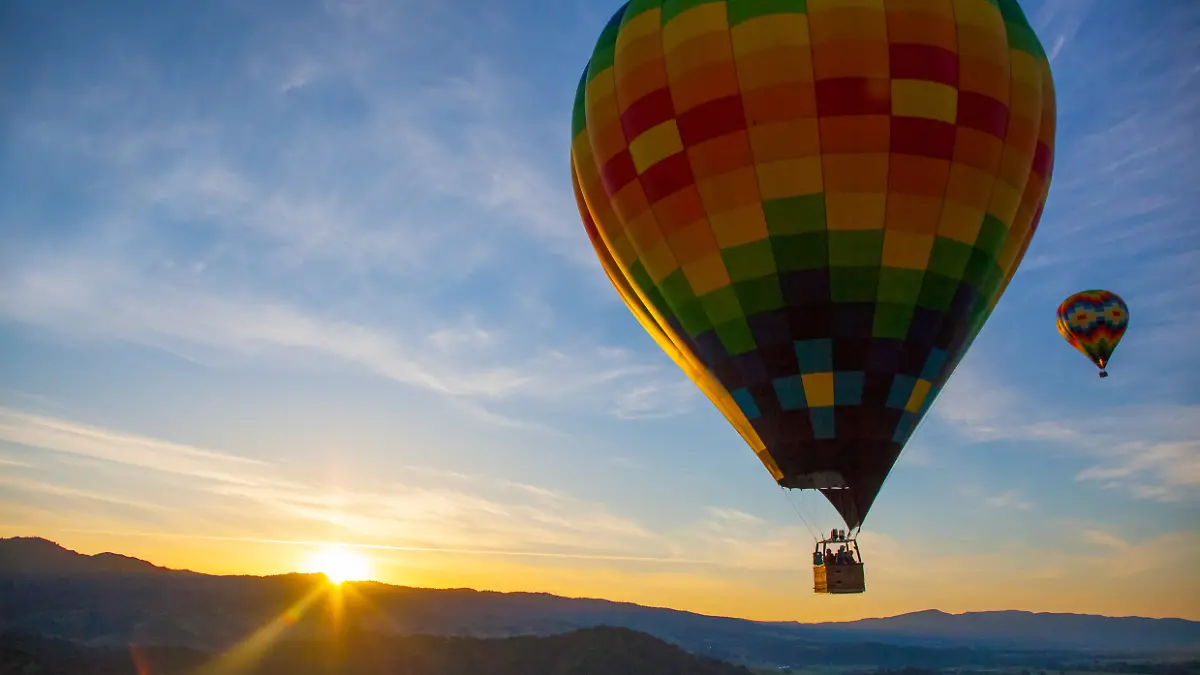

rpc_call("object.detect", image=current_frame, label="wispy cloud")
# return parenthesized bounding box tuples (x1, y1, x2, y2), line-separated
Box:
(1031, 0, 1096, 63)
(0, 408, 661, 558)
(1, 407, 1035, 577)
(931, 361, 1199, 503)
(5, 3, 580, 275)
(984, 490, 1034, 512)
(1075, 439, 1200, 503)
(1080, 528, 1129, 551)
(932, 363, 1082, 444)
(612, 378, 698, 420)
(0, 475, 167, 513)
(0, 0, 687, 429)
(1069, 530, 1200, 579)
(1018, 2, 1200, 319)
(0, 407, 269, 486)
(0, 457, 34, 468)
(3, 404, 1196, 621)
(0, 259, 678, 423)
(1002, 3, 1200, 400)
(704, 507, 765, 526)
(210, 480, 655, 554)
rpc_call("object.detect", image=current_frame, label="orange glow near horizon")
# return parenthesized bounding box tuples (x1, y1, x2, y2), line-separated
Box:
(5, 527, 1199, 623)
(301, 545, 373, 585)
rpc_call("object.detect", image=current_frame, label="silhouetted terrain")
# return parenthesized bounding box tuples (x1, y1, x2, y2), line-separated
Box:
(0, 537, 172, 575)
(0, 628, 755, 675)
(821, 608, 1200, 655)
(850, 666, 1200, 675)
(2, 537, 1198, 670)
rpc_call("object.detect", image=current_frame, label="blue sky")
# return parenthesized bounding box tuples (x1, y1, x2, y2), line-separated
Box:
(1, 0, 1197, 621)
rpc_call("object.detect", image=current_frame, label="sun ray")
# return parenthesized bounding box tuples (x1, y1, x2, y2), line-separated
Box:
(192, 584, 327, 675)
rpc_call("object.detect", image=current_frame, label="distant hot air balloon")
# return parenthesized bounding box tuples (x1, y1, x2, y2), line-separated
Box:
(1056, 290, 1128, 378)
(571, 0, 1056, 594)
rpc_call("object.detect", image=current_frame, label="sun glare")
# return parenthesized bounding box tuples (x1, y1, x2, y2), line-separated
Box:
(303, 546, 372, 585)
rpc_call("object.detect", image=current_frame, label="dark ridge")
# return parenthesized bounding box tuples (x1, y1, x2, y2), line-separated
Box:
(0, 627, 756, 675)
(0, 537, 178, 575)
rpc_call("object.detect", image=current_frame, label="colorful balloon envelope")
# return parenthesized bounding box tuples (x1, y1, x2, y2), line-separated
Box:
(571, 0, 1056, 529)
(1056, 290, 1128, 378)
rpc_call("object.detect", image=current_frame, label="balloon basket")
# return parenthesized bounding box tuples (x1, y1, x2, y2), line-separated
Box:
(813, 563, 866, 594)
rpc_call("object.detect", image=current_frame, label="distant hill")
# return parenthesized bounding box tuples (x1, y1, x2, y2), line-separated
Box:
(2, 537, 1198, 668)
(821, 608, 1200, 653)
(0, 536, 174, 575)
(0, 627, 756, 675)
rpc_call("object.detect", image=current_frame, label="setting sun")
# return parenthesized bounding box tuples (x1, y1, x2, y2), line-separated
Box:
(302, 546, 372, 585)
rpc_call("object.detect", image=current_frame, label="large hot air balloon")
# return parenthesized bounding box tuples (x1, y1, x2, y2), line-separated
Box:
(571, 0, 1055, 594)
(1056, 290, 1128, 378)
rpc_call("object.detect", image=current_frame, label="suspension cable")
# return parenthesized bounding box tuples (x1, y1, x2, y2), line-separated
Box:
(780, 486, 820, 543)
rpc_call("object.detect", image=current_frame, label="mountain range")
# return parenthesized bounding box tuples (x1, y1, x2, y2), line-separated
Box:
(0, 628, 756, 675)
(2, 537, 1198, 669)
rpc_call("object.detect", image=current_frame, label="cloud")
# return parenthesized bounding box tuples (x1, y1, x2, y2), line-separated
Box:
(1080, 528, 1129, 551)
(612, 378, 698, 420)
(5, 406, 1065, 579)
(0, 407, 270, 486)
(1068, 529, 1200, 579)
(0, 258, 679, 422)
(4, 404, 1195, 619)
(984, 490, 1034, 512)
(5, 5, 582, 278)
(0, 407, 663, 559)
(1031, 0, 1096, 63)
(1076, 439, 1200, 502)
(606, 455, 646, 470)
(205, 479, 654, 554)
(0, 457, 34, 469)
(705, 507, 765, 526)
(1020, 3, 1200, 300)
(932, 363, 1081, 444)
(1002, 3, 1200, 394)
(930, 360, 1199, 503)
(676, 523, 812, 573)
(2, 0, 686, 428)
(0, 475, 167, 513)
(388, 465, 575, 502)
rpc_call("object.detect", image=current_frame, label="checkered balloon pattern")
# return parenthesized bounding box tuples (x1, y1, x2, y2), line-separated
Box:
(571, 0, 1056, 528)
(1056, 290, 1128, 375)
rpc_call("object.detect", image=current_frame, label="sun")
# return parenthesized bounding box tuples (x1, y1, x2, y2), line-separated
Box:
(302, 546, 372, 585)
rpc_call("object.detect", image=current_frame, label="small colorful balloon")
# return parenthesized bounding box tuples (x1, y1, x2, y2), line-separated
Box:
(1056, 290, 1129, 378)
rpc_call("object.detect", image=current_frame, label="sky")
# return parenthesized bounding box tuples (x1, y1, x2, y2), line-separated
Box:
(1, 0, 1198, 623)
